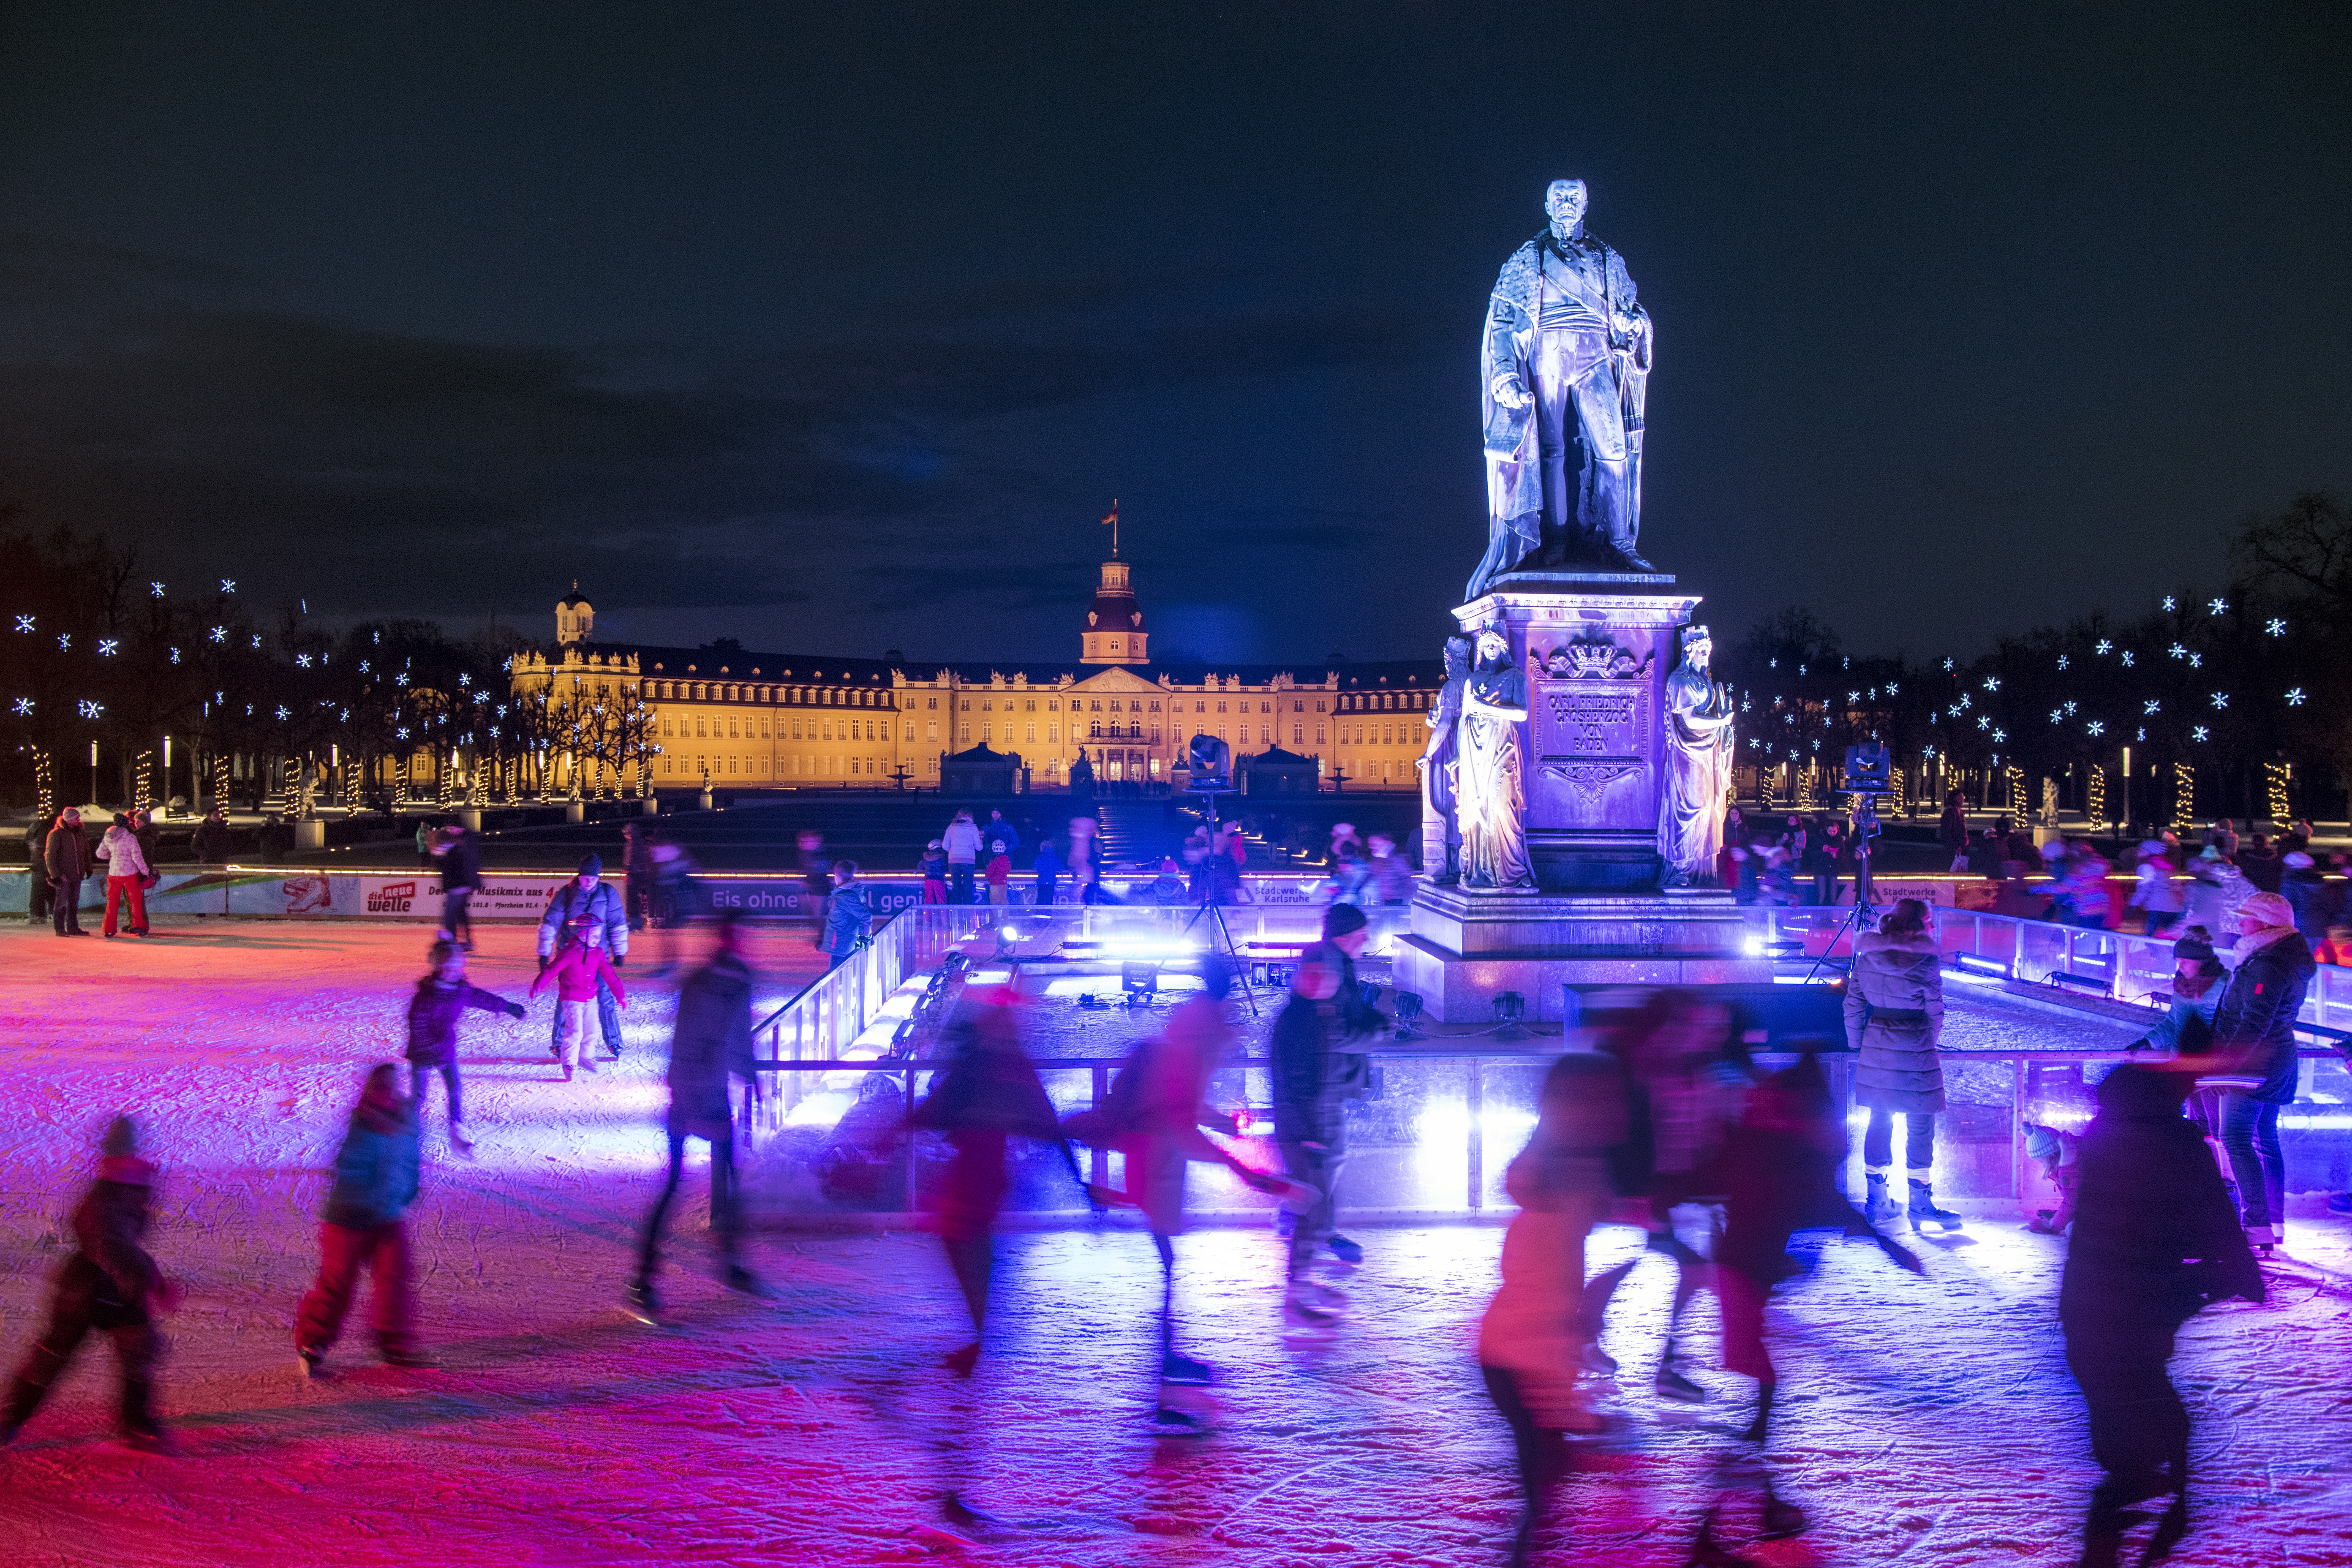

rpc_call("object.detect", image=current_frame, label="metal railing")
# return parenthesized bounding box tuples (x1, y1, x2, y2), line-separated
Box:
(1753, 903, 2352, 1040)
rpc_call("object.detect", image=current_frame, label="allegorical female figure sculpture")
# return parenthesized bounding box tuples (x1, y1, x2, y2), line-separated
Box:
(1456, 626, 1537, 892)
(1472, 178, 1655, 597)
(1418, 634, 1473, 884)
(1657, 624, 1736, 887)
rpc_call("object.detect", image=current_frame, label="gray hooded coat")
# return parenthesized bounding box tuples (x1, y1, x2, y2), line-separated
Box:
(1845, 929, 1947, 1113)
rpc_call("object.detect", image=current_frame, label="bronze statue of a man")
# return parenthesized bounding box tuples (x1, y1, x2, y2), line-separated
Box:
(1471, 178, 1654, 596)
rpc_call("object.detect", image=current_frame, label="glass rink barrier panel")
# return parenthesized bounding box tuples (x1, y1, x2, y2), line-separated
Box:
(730, 1046, 2347, 1225)
(733, 901, 2350, 1223)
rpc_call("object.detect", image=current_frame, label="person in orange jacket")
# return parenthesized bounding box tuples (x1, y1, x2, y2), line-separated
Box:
(529, 913, 629, 1080)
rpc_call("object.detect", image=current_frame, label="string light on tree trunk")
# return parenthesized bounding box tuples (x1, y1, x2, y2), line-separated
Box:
(2266, 761, 2289, 824)
(2172, 762, 2195, 832)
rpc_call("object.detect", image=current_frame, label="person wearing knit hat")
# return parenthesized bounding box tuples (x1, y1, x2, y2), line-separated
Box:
(1271, 905, 1384, 1294)
(2, 1114, 180, 1450)
(2208, 889, 2319, 1248)
(534, 851, 630, 1062)
(2124, 925, 2227, 1056)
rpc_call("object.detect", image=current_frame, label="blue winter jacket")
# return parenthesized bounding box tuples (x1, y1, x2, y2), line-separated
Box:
(822, 883, 874, 958)
(536, 880, 630, 960)
(324, 1102, 422, 1229)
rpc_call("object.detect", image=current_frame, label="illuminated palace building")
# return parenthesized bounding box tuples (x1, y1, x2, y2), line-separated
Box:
(515, 556, 1441, 793)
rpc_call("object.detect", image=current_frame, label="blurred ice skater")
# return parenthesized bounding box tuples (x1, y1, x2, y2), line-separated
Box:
(531, 912, 629, 1080)
(1, 1115, 180, 1451)
(1271, 904, 1380, 1312)
(1477, 1054, 1624, 1566)
(630, 910, 765, 1321)
(295, 1067, 430, 1376)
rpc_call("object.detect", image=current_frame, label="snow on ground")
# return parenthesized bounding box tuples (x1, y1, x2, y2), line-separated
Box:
(0, 921, 2346, 1568)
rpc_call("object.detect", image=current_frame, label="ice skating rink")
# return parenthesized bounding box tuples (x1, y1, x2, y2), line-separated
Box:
(0, 922, 2345, 1568)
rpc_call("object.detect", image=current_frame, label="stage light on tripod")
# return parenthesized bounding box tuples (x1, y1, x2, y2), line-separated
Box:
(1490, 991, 1530, 1039)
(1393, 991, 1425, 1040)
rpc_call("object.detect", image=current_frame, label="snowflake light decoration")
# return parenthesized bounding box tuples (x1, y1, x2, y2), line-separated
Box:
(55, 634, 69, 651)
(457, 672, 470, 687)
(169, 648, 180, 664)
(2192, 725, 2209, 742)
(2162, 595, 2176, 611)
(2064, 701, 2077, 716)
(250, 634, 262, 649)
(2057, 655, 2069, 670)
(149, 582, 165, 598)
(1992, 727, 2006, 742)
(2286, 688, 2306, 706)
(2086, 721, 2105, 737)
(97, 639, 117, 656)
(2208, 598, 2227, 615)
(11, 698, 31, 715)
(2188, 653, 2202, 669)
(2120, 651, 2135, 668)
(397, 726, 410, 740)
(1976, 716, 1990, 730)
(209, 625, 226, 642)
(1886, 681, 1898, 694)
(2266, 618, 2286, 637)
(2168, 643, 2187, 659)
(2049, 708, 2063, 723)
(296, 653, 312, 669)
(77, 700, 103, 719)
(1942, 657, 1954, 672)
(11, 616, 30, 633)
(2095, 639, 2112, 654)
(221, 579, 237, 594)
(1847, 690, 1859, 702)
(2144, 700, 2161, 714)
(1983, 676, 2001, 691)
(2210, 692, 2229, 709)
(274, 705, 290, 721)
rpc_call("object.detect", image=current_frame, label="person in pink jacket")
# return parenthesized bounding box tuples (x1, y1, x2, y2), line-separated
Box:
(529, 915, 629, 1080)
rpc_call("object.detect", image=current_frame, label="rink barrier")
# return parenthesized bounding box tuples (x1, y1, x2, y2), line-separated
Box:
(731, 1043, 2349, 1225)
(735, 901, 2349, 1223)
(0, 867, 1348, 920)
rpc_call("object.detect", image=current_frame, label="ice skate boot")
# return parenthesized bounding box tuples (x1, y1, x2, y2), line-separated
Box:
(1577, 1341, 1620, 1377)
(1326, 1233, 1364, 1265)
(1907, 1179, 1961, 1231)
(449, 1123, 476, 1159)
(296, 1348, 324, 1379)
(1655, 1363, 1708, 1404)
(1160, 1350, 1214, 1386)
(1863, 1170, 1899, 1224)
(623, 1280, 663, 1325)
(2246, 1223, 2278, 1254)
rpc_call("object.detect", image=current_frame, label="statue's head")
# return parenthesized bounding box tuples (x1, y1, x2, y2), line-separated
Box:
(1474, 624, 1512, 667)
(1681, 624, 1714, 668)
(1544, 179, 1590, 234)
(1442, 633, 1474, 678)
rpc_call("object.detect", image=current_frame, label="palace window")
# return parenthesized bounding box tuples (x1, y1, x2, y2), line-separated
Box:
(927, 697, 936, 708)
(1216, 702, 1226, 713)
(1048, 722, 1059, 742)
(695, 718, 707, 738)
(1149, 700, 1160, 712)
(1316, 700, 1327, 712)
(1026, 724, 1036, 743)
(927, 721, 938, 741)
(959, 726, 970, 742)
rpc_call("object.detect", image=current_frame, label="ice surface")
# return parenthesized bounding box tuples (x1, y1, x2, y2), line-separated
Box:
(0, 923, 2344, 1567)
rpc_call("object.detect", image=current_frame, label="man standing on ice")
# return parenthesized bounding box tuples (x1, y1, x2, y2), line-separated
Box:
(536, 854, 629, 1062)
(629, 910, 766, 1320)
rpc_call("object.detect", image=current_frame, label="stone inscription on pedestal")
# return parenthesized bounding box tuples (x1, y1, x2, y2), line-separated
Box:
(1530, 635, 1656, 831)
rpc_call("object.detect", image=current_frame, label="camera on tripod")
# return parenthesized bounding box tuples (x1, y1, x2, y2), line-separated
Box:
(1840, 742, 1892, 796)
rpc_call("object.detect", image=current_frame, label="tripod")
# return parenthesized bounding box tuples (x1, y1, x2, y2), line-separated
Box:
(1178, 783, 1261, 1018)
(1802, 792, 1883, 985)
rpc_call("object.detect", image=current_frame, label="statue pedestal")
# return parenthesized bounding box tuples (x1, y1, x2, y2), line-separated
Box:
(1393, 885, 1767, 1022)
(292, 819, 326, 850)
(565, 799, 586, 823)
(1463, 574, 1701, 892)
(1402, 572, 1759, 1021)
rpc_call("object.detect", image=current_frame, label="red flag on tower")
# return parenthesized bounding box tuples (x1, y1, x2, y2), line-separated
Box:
(1101, 499, 1119, 557)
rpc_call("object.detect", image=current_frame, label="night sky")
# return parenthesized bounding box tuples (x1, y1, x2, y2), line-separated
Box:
(2, 3, 2346, 667)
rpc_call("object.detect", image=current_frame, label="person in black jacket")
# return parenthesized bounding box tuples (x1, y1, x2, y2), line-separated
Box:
(431, 819, 485, 950)
(405, 941, 525, 1156)
(630, 912, 764, 1320)
(2209, 891, 2318, 1247)
(1271, 905, 1380, 1304)
(23, 806, 55, 926)
(2, 1116, 180, 1450)
(191, 806, 234, 864)
(44, 808, 91, 936)
(2061, 1063, 2262, 1567)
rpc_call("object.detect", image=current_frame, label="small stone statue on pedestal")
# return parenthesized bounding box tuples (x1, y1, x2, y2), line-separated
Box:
(1656, 624, 1736, 887)
(1456, 626, 1537, 892)
(1418, 634, 1473, 884)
